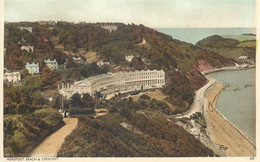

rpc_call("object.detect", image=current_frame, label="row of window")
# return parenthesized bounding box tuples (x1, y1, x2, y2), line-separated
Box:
(103, 82, 162, 92)
(128, 72, 163, 76)
(126, 75, 164, 81)
(5, 75, 20, 78)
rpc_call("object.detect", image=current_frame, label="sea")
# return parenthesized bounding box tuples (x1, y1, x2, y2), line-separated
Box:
(156, 28, 255, 44)
(209, 69, 255, 143)
(156, 28, 256, 142)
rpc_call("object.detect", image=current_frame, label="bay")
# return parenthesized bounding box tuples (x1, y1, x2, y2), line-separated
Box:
(209, 69, 255, 142)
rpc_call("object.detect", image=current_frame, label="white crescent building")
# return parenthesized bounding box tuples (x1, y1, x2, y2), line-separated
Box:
(59, 69, 165, 99)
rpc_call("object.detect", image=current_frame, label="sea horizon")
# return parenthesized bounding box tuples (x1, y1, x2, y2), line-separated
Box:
(156, 27, 256, 44)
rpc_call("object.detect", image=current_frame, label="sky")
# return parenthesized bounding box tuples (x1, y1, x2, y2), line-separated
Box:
(4, 0, 256, 28)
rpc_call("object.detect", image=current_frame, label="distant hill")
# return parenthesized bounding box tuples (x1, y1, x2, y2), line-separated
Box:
(196, 35, 239, 48)
(196, 35, 256, 61)
(222, 34, 255, 42)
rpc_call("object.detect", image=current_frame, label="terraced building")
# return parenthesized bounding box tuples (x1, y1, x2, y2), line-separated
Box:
(59, 69, 165, 99)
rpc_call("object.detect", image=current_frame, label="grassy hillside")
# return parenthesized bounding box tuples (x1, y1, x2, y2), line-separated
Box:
(58, 111, 215, 156)
(58, 97, 215, 157)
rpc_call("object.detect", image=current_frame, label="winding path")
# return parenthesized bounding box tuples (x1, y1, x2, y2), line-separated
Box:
(175, 76, 217, 118)
(30, 118, 78, 157)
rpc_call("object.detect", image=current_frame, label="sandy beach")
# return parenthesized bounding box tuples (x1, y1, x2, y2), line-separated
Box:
(205, 82, 255, 156)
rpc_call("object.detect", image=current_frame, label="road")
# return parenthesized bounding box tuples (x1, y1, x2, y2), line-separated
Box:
(179, 64, 249, 118)
(30, 118, 78, 157)
(175, 76, 217, 118)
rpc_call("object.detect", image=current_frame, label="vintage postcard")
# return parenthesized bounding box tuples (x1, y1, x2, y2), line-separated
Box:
(0, 0, 259, 161)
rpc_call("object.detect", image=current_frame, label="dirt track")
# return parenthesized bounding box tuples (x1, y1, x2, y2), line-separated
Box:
(30, 118, 78, 157)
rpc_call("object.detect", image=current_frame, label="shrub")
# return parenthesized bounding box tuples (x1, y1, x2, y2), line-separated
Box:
(69, 108, 95, 116)
(4, 108, 64, 156)
(139, 94, 150, 100)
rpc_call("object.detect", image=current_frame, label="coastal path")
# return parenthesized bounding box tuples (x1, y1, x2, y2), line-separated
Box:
(30, 118, 78, 157)
(174, 76, 217, 118)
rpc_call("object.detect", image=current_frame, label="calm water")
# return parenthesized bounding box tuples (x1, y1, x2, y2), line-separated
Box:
(209, 69, 255, 142)
(156, 28, 256, 44)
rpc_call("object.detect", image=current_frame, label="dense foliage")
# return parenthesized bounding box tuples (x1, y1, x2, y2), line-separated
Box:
(58, 97, 215, 157)
(59, 62, 108, 81)
(69, 93, 96, 115)
(4, 108, 64, 156)
(4, 76, 48, 114)
(4, 22, 234, 114)
(58, 111, 215, 157)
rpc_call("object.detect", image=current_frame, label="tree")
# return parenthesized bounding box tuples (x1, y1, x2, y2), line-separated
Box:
(81, 93, 96, 108)
(139, 94, 150, 100)
(70, 93, 82, 108)
(82, 93, 92, 101)
(51, 95, 61, 109)
(8, 49, 24, 70)
(130, 56, 144, 70)
(94, 91, 102, 100)
(70, 70, 82, 81)
(32, 91, 46, 105)
(41, 66, 61, 89)
(128, 97, 133, 102)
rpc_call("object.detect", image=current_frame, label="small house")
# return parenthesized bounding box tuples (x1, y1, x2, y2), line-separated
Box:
(4, 72, 21, 83)
(44, 59, 58, 70)
(25, 62, 39, 74)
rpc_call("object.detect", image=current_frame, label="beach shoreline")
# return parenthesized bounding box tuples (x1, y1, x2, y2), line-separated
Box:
(204, 80, 256, 156)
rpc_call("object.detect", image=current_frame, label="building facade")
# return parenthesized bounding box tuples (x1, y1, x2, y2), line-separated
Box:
(238, 56, 248, 60)
(19, 27, 33, 32)
(97, 61, 110, 67)
(21, 46, 34, 52)
(44, 59, 58, 70)
(72, 56, 85, 64)
(125, 55, 135, 62)
(4, 72, 21, 83)
(101, 25, 118, 33)
(59, 69, 165, 99)
(25, 62, 40, 74)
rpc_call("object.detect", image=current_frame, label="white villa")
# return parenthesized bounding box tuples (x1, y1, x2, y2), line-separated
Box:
(97, 61, 110, 67)
(72, 56, 85, 64)
(4, 72, 21, 83)
(44, 59, 58, 70)
(101, 25, 118, 33)
(19, 27, 33, 32)
(125, 55, 138, 62)
(25, 62, 39, 74)
(59, 69, 165, 99)
(21, 46, 34, 52)
(238, 56, 248, 60)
